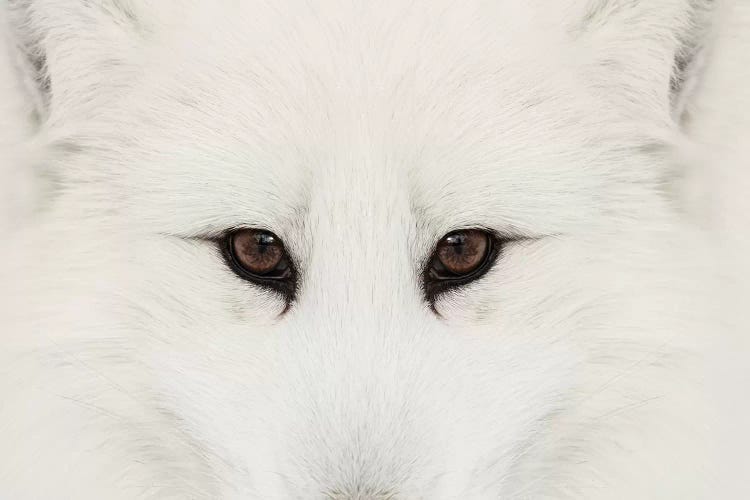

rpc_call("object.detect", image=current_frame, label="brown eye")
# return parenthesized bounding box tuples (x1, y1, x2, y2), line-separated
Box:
(424, 229, 498, 304)
(231, 229, 286, 276)
(223, 229, 296, 301)
(435, 231, 489, 275)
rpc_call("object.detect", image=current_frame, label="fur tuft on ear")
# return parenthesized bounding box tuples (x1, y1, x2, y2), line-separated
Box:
(6, 0, 147, 125)
(570, 0, 718, 125)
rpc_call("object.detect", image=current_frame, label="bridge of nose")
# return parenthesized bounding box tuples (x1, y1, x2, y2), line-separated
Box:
(267, 318, 447, 500)
(254, 146, 457, 495)
(299, 149, 424, 313)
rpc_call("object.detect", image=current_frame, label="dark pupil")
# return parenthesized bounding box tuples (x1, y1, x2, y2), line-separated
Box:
(445, 234, 466, 251)
(255, 233, 275, 249)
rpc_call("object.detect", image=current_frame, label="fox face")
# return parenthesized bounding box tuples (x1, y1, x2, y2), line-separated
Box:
(0, 1, 729, 498)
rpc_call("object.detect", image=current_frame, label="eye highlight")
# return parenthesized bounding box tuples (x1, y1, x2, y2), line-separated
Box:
(222, 229, 296, 302)
(424, 229, 498, 305)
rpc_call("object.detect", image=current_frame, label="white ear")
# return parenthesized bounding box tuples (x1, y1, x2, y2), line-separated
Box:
(6, 0, 147, 124)
(570, 0, 718, 125)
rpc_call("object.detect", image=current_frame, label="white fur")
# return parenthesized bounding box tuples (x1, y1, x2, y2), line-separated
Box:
(0, 1, 748, 498)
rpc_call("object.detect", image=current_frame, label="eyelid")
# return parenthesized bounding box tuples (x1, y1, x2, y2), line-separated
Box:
(169, 226, 274, 243)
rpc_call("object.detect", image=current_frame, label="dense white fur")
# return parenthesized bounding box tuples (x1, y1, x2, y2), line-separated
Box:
(0, 1, 748, 498)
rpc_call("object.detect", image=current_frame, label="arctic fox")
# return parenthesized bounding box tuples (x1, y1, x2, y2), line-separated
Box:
(1, 1, 748, 499)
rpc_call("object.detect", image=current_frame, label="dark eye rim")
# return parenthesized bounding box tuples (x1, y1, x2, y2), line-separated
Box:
(423, 229, 501, 306)
(220, 228, 298, 303)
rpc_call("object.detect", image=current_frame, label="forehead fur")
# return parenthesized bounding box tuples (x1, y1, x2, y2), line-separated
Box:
(48, 0, 675, 243)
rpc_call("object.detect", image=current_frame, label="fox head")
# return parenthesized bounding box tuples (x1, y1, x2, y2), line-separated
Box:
(1, 1, 724, 498)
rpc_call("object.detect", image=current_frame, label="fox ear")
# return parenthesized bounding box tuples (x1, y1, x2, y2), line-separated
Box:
(6, 0, 146, 124)
(571, 0, 718, 125)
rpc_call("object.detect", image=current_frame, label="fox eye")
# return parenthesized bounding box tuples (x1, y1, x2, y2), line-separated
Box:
(424, 229, 498, 304)
(222, 229, 296, 301)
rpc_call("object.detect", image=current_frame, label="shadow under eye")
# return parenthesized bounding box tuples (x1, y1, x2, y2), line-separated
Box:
(423, 229, 503, 310)
(219, 229, 299, 307)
